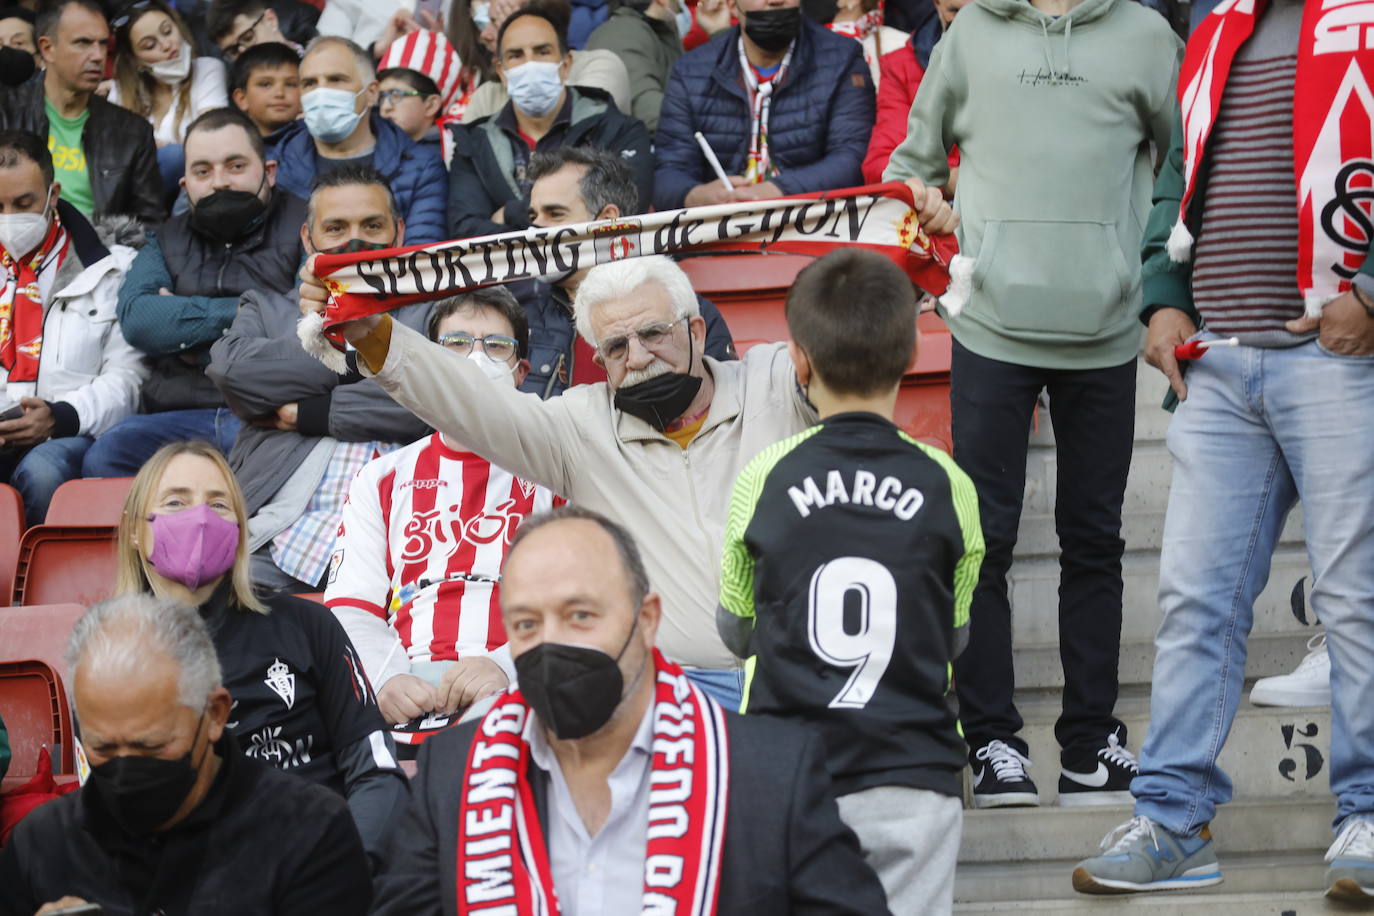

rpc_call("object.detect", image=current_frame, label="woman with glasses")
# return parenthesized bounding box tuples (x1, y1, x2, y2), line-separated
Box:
(112, 439, 410, 869)
(108, 0, 228, 203)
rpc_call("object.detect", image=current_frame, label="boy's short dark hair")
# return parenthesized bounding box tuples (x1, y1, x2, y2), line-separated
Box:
(230, 40, 299, 93)
(0, 128, 54, 184)
(427, 286, 531, 359)
(785, 249, 917, 397)
(206, 0, 266, 43)
(378, 67, 440, 99)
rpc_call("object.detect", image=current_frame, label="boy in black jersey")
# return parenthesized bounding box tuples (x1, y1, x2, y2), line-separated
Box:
(718, 249, 984, 916)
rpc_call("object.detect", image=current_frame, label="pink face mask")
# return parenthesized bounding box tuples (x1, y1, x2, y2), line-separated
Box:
(146, 503, 240, 590)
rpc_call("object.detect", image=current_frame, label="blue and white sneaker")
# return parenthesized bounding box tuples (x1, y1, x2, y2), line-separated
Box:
(1326, 817, 1374, 902)
(1071, 816, 1223, 894)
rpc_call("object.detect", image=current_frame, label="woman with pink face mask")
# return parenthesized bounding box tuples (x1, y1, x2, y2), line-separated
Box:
(112, 440, 408, 871)
(107, 0, 228, 204)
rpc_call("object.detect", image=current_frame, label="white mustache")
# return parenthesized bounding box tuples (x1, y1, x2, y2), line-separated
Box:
(620, 360, 675, 388)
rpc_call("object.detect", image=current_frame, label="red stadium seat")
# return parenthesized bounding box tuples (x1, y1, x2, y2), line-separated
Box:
(0, 603, 89, 777)
(0, 485, 22, 608)
(0, 660, 71, 777)
(45, 477, 133, 527)
(12, 527, 118, 607)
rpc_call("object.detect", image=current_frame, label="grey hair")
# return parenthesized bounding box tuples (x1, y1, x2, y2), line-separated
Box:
(527, 146, 639, 218)
(572, 255, 699, 346)
(506, 505, 650, 607)
(304, 35, 376, 85)
(67, 594, 223, 710)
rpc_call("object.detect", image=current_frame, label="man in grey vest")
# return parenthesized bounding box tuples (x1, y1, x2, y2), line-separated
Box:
(83, 107, 307, 477)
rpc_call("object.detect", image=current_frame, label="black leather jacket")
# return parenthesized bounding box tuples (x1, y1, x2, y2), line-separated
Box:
(0, 73, 163, 225)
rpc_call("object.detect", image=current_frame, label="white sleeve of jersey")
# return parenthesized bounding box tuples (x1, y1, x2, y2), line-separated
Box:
(326, 458, 407, 687)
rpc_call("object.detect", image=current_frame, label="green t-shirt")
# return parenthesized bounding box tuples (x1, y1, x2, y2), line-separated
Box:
(45, 97, 93, 218)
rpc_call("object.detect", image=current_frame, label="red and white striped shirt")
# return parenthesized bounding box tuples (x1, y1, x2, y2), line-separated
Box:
(325, 433, 561, 688)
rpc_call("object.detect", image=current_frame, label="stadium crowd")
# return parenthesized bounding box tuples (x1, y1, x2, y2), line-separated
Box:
(0, 0, 1372, 911)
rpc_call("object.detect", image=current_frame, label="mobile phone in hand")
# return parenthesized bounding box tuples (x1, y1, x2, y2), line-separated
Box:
(44, 905, 102, 915)
(0, 403, 23, 422)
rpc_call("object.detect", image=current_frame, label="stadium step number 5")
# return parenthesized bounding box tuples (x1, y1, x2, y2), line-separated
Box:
(807, 557, 896, 709)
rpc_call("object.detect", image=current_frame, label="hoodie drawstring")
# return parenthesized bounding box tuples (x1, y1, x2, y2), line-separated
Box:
(1038, 14, 1072, 77)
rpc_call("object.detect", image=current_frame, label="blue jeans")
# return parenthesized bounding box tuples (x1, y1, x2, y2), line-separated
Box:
(0, 436, 94, 526)
(1133, 334, 1374, 836)
(685, 668, 744, 711)
(83, 409, 241, 477)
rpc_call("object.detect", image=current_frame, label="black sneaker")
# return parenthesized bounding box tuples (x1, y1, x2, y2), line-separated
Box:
(1059, 730, 1138, 807)
(970, 739, 1041, 808)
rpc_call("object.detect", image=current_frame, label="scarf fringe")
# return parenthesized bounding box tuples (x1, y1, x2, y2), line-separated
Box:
(1167, 219, 1194, 263)
(297, 312, 350, 374)
(1304, 290, 1331, 318)
(938, 254, 975, 316)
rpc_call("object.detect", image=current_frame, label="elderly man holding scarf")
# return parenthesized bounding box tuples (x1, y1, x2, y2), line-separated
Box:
(1073, 0, 1374, 900)
(0, 127, 144, 525)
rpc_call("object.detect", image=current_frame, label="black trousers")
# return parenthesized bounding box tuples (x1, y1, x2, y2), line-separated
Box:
(950, 339, 1134, 761)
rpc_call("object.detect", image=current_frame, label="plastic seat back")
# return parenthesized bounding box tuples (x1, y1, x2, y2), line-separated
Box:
(0, 485, 21, 607)
(13, 527, 118, 607)
(45, 477, 133, 527)
(0, 603, 84, 774)
(0, 660, 69, 776)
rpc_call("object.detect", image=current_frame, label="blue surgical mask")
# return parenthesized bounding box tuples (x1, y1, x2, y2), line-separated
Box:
(675, 5, 693, 37)
(505, 60, 563, 118)
(302, 86, 366, 144)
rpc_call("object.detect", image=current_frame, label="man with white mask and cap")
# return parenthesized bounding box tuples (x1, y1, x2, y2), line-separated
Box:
(325, 285, 563, 753)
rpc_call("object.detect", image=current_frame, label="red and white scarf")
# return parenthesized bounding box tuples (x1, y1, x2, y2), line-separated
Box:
(1172, 0, 1374, 315)
(455, 650, 729, 916)
(740, 38, 793, 184)
(0, 219, 68, 383)
(828, 9, 882, 41)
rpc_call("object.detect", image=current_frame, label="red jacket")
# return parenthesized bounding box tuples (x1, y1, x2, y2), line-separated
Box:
(862, 36, 959, 184)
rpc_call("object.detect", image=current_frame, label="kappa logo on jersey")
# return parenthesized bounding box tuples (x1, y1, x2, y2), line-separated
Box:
(516, 477, 536, 500)
(398, 498, 525, 563)
(264, 657, 296, 709)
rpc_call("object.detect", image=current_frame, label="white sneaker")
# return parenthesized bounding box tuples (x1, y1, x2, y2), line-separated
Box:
(1250, 633, 1330, 707)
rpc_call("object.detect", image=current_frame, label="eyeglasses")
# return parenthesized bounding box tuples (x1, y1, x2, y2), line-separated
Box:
(222, 11, 265, 60)
(438, 331, 519, 360)
(596, 317, 687, 364)
(377, 88, 426, 107)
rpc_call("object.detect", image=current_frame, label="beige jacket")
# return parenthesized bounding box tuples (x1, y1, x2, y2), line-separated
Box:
(366, 321, 815, 669)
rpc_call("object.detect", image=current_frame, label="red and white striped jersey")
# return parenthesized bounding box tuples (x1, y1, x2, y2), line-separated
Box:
(325, 433, 561, 682)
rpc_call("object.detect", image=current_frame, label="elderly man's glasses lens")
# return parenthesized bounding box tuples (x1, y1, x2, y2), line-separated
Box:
(224, 11, 265, 59)
(438, 332, 518, 360)
(378, 88, 425, 106)
(597, 317, 688, 363)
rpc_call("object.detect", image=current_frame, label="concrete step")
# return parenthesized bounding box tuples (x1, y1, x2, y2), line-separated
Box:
(1012, 504, 1306, 558)
(1008, 690, 1333, 805)
(1008, 546, 1312, 645)
(954, 852, 1329, 906)
(954, 889, 1363, 914)
(957, 798, 1336, 864)
(1012, 630, 1317, 692)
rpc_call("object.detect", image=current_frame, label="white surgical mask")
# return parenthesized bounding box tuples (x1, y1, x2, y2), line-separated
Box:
(302, 86, 367, 144)
(468, 350, 515, 385)
(675, 5, 693, 37)
(0, 187, 53, 259)
(148, 40, 193, 86)
(505, 60, 563, 118)
(472, 0, 491, 31)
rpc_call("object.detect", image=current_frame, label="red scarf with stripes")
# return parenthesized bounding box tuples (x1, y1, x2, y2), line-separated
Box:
(0, 219, 68, 382)
(456, 650, 729, 916)
(1173, 0, 1374, 314)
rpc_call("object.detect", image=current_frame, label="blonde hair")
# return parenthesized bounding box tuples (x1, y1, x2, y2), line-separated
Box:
(115, 440, 267, 614)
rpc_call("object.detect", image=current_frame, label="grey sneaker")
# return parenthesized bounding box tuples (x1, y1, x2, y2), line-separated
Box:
(1326, 818, 1374, 902)
(1071, 816, 1223, 894)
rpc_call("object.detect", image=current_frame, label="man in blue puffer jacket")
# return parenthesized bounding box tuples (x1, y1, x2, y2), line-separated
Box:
(267, 36, 448, 245)
(653, 0, 873, 211)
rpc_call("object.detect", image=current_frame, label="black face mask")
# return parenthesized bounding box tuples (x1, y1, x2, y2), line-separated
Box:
(743, 6, 801, 52)
(515, 613, 642, 740)
(87, 715, 207, 837)
(0, 46, 35, 89)
(189, 187, 268, 245)
(612, 324, 703, 431)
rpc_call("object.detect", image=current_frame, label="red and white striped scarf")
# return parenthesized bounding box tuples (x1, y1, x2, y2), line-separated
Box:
(740, 38, 793, 184)
(455, 650, 729, 916)
(1171, 0, 1374, 315)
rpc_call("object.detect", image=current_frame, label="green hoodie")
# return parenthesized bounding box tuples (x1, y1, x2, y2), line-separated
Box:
(884, 0, 1182, 370)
